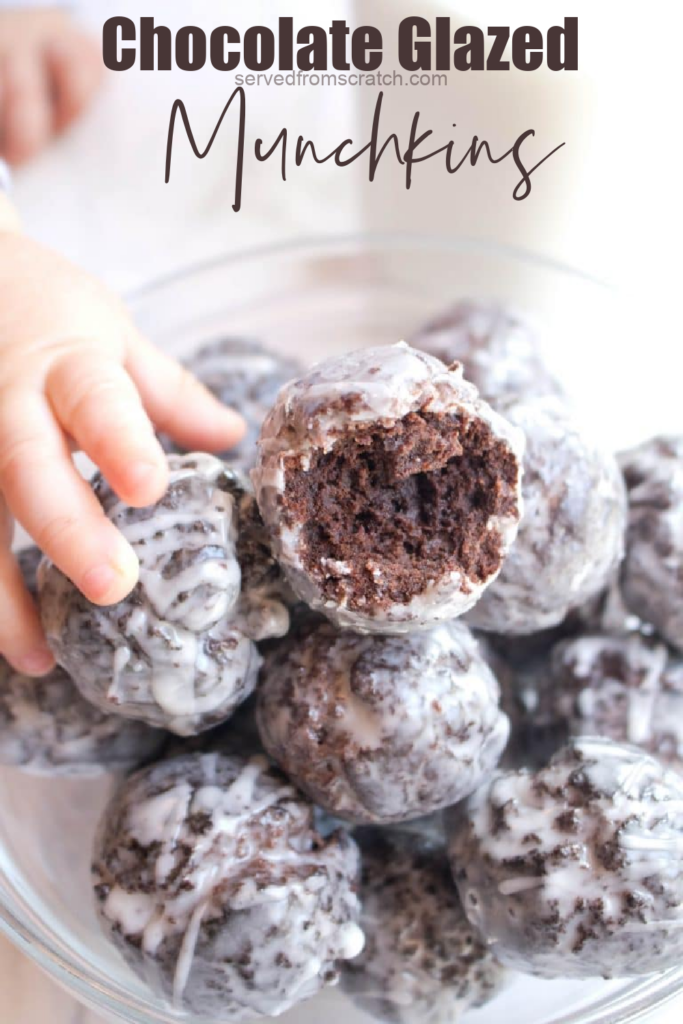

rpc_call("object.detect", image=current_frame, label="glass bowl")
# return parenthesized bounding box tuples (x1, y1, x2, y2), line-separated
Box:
(1, 235, 681, 1024)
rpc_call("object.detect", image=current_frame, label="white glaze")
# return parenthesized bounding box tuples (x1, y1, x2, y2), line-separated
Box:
(343, 831, 507, 1024)
(253, 342, 524, 634)
(258, 619, 509, 824)
(469, 395, 627, 634)
(94, 753, 364, 1019)
(551, 633, 683, 768)
(448, 737, 683, 978)
(0, 547, 164, 775)
(620, 436, 683, 653)
(39, 455, 288, 735)
(413, 299, 561, 403)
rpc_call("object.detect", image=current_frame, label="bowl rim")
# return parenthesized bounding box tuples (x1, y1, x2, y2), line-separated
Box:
(2, 797, 683, 1024)
(125, 230, 610, 308)
(1, 233, 679, 1024)
(0, 850, 199, 1023)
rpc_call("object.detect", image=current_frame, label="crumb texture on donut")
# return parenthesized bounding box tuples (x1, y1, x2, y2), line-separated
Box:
(468, 396, 627, 635)
(549, 634, 683, 769)
(92, 753, 364, 1019)
(39, 455, 289, 736)
(412, 299, 562, 403)
(283, 409, 519, 613)
(255, 343, 524, 633)
(0, 658, 164, 776)
(620, 435, 683, 653)
(343, 829, 507, 1024)
(1, 547, 164, 775)
(447, 737, 683, 978)
(257, 620, 509, 824)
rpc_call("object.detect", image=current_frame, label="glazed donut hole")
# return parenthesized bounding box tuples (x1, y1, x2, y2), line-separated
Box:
(256, 618, 510, 825)
(38, 454, 290, 736)
(447, 738, 683, 979)
(0, 546, 165, 776)
(254, 342, 524, 633)
(92, 752, 364, 1018)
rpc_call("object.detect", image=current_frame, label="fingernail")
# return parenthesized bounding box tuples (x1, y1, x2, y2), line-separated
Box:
(18, 648, 55, 676)
(83, 542, 139, 604)
(125, 460, 165, 496)
(225, 410, 246, 430)
(82, 563, 119, 602)
(216, 409, 246, 440)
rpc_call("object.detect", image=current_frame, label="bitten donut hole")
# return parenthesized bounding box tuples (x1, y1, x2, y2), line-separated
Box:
(283, 409, 519, 611)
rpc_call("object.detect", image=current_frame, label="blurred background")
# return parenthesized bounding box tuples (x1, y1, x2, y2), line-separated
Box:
(7, 0, 680, 441)
(8, 0, 677, 290)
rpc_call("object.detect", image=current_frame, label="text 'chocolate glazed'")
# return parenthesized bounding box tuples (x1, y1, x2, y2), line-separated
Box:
(253, 343, 525, 633)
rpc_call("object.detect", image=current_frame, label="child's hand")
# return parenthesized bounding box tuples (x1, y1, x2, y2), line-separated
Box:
(0, 204, 245, 676)
(0, 7, 103, 165)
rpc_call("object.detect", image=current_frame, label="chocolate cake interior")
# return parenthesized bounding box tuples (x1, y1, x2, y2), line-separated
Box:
(284, 410, 518, 609)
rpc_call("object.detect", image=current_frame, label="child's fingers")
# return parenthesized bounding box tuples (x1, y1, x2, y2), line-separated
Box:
(0, 50, 53, 165)
(46, 31, 103, 132)
(0, 495, 55, 675)
(0, 391, 139, 606)
(47, 351, 169, 508)
(125, 336, 246, 453)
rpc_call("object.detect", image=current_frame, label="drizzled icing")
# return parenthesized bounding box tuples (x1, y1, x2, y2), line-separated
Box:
(93, 753, 364, 1019)
(253, 342, 524, 633)
(257, 620, 509, 824)
(550, 633, 683, 769)
(0, 657, 164, 776)
(39, 455, 289, 736)
(413, 299, 562, 404)
(468, 395, 627, 635)
(447, 737, 683, 978)
(0, 546, 163, 775)
(620, 435, 683, 654)
(343, 830, 507, 1024)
